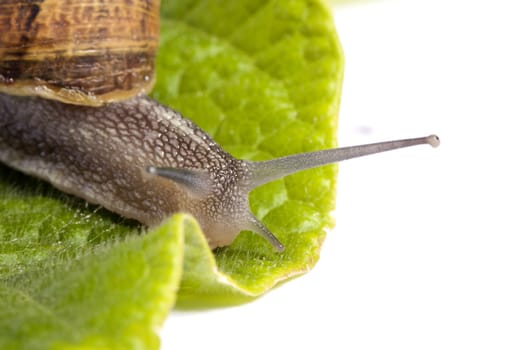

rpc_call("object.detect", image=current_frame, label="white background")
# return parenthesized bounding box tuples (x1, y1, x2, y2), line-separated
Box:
(161, 1, 525, 349)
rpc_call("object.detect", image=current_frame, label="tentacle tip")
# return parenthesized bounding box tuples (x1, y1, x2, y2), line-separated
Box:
(274, 241, 285, 253)
(426, 134, 440, 148)
(248, 215, 286, 252)
(260, 232, 285, 252)
(145, 165, 157, 174)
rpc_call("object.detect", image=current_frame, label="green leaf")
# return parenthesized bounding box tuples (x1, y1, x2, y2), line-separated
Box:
(0, 165, 186, 348)
(154, 0, 343, 303)
(0, 0, 343, 346)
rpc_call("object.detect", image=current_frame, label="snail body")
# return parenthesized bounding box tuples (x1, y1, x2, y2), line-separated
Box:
(0, 92, 258, 249)
(0, 92, 439, 250)
(0, 1, 439, 251)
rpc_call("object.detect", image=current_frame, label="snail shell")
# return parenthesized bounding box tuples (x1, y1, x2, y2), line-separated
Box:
(0, 1, 439, 251)
(0, 0, 159, 106)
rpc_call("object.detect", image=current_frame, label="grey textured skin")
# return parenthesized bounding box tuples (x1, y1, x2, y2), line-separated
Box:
(0, 93, 257, 249)
(0, 92, 439, 250)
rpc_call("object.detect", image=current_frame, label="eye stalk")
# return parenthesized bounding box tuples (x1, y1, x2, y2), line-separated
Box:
(245, 135, 441, 190)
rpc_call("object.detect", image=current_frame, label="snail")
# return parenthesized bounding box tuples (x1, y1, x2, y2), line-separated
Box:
(0, 1, 439, 251)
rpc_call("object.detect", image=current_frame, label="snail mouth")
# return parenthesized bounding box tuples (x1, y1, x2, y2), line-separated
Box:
(198, 221, 241, 250)
(188, 205, 285, 253)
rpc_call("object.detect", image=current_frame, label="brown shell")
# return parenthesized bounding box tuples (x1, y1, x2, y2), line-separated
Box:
(0, 0, 160, 106)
